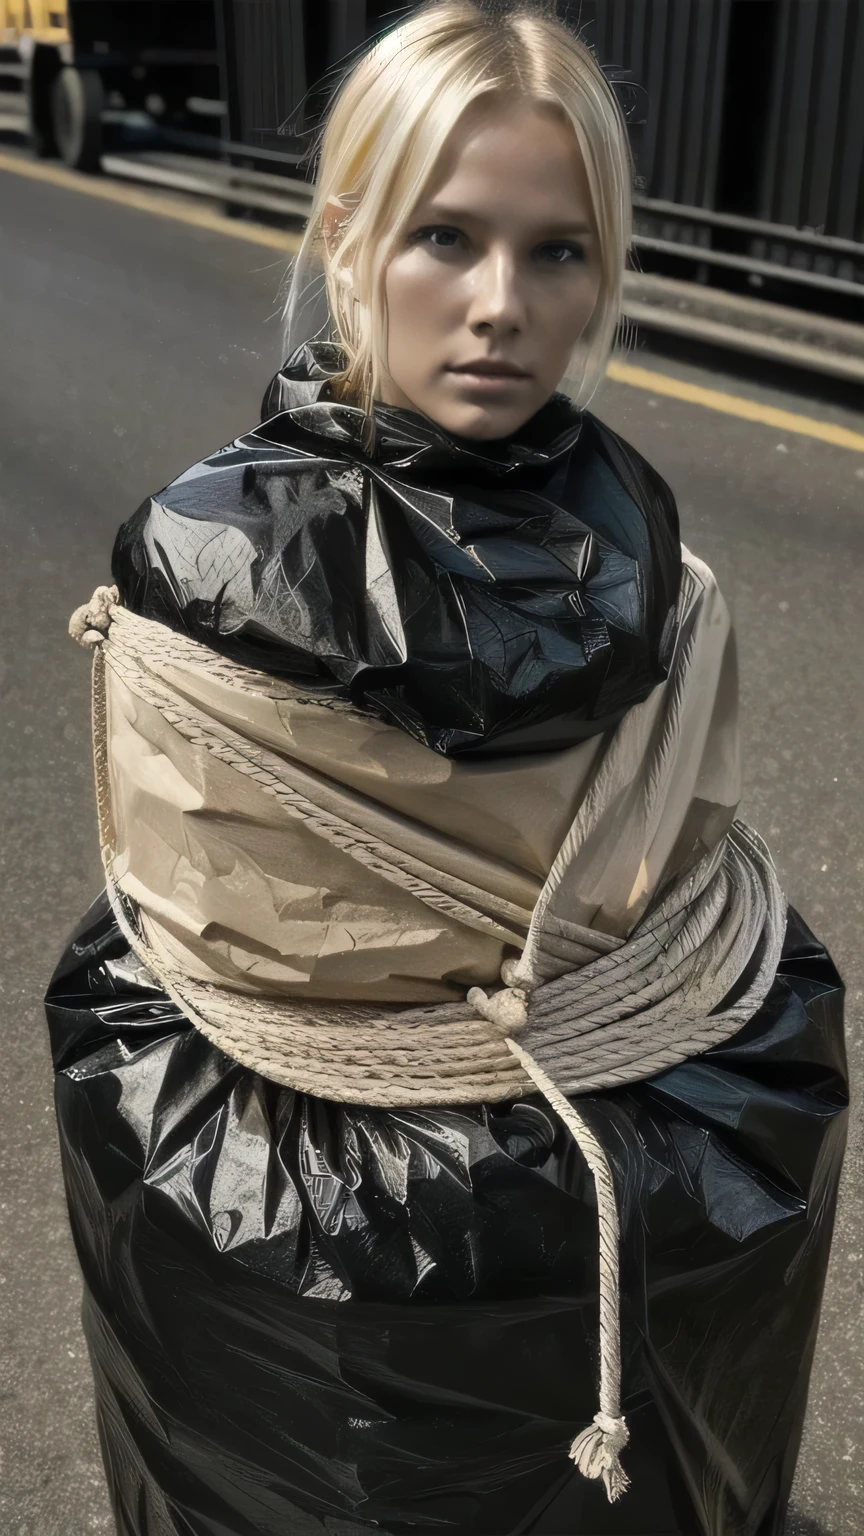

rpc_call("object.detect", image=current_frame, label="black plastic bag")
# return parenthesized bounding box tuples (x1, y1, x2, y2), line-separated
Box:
(112, 342, 682, 758)
(46, 896, 847, 1536)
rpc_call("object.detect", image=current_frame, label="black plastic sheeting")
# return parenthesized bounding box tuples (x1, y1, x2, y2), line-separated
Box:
(111, 343, 682, 758)
(47, 895, 847, 1536)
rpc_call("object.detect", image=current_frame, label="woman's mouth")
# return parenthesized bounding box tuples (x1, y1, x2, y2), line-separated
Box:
(447, 360, 533, 390)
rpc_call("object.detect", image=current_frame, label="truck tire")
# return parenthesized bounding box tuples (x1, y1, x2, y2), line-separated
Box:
(28, 45, 62, 159)
(51, 67, 104, 172)
(29, 108, 58, 160)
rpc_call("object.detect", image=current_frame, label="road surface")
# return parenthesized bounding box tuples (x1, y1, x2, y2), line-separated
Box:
(0, 151, 862, 1536)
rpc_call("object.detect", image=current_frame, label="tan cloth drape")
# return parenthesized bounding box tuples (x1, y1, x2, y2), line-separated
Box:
(102, 548, 740, 1006)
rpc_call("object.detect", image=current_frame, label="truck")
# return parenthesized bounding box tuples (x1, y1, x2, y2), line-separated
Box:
(0, 0, 221, 171)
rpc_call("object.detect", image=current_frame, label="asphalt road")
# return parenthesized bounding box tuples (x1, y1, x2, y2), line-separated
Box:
(1, 158, 862, 1536)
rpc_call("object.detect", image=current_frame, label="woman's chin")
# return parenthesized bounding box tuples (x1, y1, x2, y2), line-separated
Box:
(427, 399, 540, 442)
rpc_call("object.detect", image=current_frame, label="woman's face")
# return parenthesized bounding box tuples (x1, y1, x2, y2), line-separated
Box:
(380, 99, 602, 439)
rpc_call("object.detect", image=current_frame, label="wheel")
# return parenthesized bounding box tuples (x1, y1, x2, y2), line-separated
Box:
(30, 120, 58, 159)
(51, 67, 104, 172)
(27, 45, 61, 158)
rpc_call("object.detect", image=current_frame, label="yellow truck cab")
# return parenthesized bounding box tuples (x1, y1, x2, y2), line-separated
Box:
(0, 0, 219, 171)
(0, 2, 68, 47)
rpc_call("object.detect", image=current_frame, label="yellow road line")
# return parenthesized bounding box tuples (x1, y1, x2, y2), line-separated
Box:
(3, 149, 863, 454)
(0, 149, 302, 253)
(606, 359, 864, 454)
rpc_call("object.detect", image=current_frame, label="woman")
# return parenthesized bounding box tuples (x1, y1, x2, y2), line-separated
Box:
(49, 4, 847, 1534)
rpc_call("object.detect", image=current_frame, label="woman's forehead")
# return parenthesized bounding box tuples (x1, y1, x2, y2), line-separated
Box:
(415, 102, 593, 227)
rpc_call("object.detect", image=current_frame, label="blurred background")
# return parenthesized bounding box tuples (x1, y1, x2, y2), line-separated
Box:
(0, 4, 862, 1535)
(3, 0, 863, 356)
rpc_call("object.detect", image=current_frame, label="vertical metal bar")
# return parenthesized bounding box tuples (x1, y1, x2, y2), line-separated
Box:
(640, 0, 669, 193)
(327, 0, 367, 64)
(610, 0, 627, 66)
(287, 0, 306, 120)
(778, 0, 819, 227)
(214, 0, 242, 147)
(659, 0, 690, 201)
(757, 0, 790, 222)
(700, 0, 732, 210)
(603, 0, 617, 58)
(834, 0, 864, 238)
(625, 0, 648, 189)
(804, 0, 847, 233)
(629, 0, 647, 89)
(680, 0, 715, 206)
(599, 0, 614, 59)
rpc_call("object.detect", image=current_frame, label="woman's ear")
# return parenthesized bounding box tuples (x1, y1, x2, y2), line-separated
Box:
(321, 196, 352, 262)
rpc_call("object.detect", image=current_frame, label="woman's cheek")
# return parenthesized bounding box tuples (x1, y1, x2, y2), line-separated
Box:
(388, 261, 438, 336)
(564, 276, 600, 342)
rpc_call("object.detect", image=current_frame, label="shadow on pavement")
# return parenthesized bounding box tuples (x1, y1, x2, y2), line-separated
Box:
(785, 1508, 832, 1536)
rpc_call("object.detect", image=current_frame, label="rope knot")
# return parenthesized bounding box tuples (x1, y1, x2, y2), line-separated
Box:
(569, 1411, 630, 1502)
(467, 958, 529, 1033)
(69, 585, 119, 648)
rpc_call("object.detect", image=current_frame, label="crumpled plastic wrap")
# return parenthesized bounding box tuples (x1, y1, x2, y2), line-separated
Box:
(111, 343, 682, 757)
(47, 896, 847, 1536)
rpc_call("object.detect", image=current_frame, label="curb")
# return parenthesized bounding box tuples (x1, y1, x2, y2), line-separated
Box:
(622, 274, 864, 386)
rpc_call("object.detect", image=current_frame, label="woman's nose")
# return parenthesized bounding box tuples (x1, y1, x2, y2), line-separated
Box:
(465, 247, 526, 335)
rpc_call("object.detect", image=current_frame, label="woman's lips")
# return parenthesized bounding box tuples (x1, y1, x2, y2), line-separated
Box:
(447, 364, 533, 391)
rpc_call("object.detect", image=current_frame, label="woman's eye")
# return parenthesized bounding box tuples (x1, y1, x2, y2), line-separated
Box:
(410, 226, 463, 250)
(538, 242, 586, 264)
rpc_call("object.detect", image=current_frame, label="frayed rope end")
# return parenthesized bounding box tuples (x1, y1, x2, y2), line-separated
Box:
(569, 1412, 630, 1503)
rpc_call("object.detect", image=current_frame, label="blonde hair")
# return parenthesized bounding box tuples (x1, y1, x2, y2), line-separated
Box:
(284, 0, 632, 418)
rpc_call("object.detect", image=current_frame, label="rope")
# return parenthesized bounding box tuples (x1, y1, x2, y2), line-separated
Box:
(69, 587, 787, 1504)
(505, 1037, 630, 1500)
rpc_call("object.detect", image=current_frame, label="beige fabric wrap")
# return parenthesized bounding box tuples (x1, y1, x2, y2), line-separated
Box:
(102, 550, 739, 1000)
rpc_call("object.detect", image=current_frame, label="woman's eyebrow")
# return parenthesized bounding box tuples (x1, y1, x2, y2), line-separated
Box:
(536, 222, 593, 238)
(415, 203, 593, 237)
